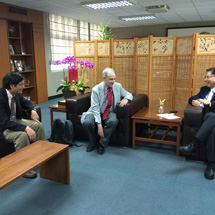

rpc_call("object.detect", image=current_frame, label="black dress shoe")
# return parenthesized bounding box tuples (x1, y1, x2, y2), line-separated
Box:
(204, 164, 215, 180)
(86, 143, 97, 152)
(179, 143, 197, 155)
(23, 170, 37, 179)
(98, 145, 105, 155)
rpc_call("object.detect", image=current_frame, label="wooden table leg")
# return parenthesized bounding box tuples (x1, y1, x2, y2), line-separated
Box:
(50, 108, 54, 130)
(40, 147, 70, 184)
(132, 120, 136, 149)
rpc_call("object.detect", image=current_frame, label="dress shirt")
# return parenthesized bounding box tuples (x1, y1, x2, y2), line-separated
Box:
(200, 87, 215, 108)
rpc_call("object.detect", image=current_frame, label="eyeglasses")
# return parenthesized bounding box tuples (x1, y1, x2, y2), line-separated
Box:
(204, 75, 215, 79)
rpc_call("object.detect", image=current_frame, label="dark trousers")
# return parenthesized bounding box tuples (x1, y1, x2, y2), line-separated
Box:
(195, 112, 215, 162)
(82, 112, 118, 148)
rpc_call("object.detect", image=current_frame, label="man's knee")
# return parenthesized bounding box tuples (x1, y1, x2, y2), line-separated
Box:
(14, 132, 30, 150)
(82, 115, 95, 128)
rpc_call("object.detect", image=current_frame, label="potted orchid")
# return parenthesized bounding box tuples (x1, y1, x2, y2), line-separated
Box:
(54, 56, 93, 98)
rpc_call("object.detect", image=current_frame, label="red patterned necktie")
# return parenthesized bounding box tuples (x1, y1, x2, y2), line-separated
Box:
(103, 87, 112, 120)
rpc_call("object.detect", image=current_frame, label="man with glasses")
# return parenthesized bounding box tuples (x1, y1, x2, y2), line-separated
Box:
(0, 72, 46, 178)
(179, 67, 215, 180)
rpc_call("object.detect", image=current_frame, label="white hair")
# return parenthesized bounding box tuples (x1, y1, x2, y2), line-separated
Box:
(102, 68, 115, 78)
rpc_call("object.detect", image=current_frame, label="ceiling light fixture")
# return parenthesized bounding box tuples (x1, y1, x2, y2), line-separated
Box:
(120, 15, 157, 21)
(81, 0, 136, 10)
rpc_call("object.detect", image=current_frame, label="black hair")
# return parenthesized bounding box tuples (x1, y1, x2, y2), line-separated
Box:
(2, 72, 24, 89)
(206, 67, 215, 75)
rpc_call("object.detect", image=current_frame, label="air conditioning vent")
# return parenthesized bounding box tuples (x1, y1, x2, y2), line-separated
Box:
(9, 6, 27, 16)
(146, 5, 170, 13)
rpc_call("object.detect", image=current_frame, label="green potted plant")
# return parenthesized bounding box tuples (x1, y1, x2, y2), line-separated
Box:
(98, 21, 115, 40)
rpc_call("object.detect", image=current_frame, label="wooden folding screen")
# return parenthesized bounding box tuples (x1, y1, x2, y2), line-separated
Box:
(135, 38, 149, 95)
(73, 34, 215, 111)
(193, 34, 215, 95)
(111, 39, 135, 93)
(174, 35, 194, 110)
(97, 40, 111, 83)
(149, 36, 175, 109)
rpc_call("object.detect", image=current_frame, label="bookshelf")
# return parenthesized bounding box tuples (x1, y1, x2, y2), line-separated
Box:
(0, 2, 48, 104)
(8, 20, 36, 102)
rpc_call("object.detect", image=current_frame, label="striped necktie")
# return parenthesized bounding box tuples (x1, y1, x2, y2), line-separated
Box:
(10, 96, 16, 121)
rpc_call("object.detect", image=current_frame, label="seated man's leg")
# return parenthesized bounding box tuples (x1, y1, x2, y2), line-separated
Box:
(3, 129, 30, 151)
(179, 112, 215, 154)
(99, 112, 118, 149)
(195, 112, 215, 142)
(82, 114, 97, 152)
(19, 119, 46, 141)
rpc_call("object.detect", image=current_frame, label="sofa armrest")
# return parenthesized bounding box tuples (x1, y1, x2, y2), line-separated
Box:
(66, 92, 91, 121)
(116, 94, 148, 119)
(181, 104, 203, 146)
(115, 94, 148, 146)
(22, 105, 42, 122)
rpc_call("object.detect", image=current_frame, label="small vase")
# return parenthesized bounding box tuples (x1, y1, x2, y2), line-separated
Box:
(158, 105, 164, 114)
(62, 89, 76, 99)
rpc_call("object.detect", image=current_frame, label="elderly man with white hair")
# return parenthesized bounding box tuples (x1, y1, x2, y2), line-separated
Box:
(81, 68, 133, 155)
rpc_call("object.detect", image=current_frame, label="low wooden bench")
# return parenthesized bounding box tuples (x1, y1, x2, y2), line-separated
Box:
(0, 140, 70, 190)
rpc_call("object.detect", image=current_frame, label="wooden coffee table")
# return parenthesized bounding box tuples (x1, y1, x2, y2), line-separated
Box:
(0, 140, 70, 189)
(49, 104, 66, 130)
(132, 108, 183, 155)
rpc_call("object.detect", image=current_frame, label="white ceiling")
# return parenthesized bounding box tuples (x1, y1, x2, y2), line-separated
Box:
(1, 0, 215, 28)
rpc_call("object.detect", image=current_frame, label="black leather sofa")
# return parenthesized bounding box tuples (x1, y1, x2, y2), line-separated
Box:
(66, 93, 148, 147)
(0, 106, 41, 158)
(181, 104, 206, 161)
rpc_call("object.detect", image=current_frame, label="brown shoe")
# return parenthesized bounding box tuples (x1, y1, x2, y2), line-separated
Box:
(23, 170, 37, 179)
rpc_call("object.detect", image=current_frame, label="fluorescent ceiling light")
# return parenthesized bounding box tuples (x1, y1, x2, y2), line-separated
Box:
(120, 15, 157, 21)
(81, 0, 136, 9)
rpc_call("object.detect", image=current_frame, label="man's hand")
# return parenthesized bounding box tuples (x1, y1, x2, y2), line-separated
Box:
(192, 100, 201, 107)
(31, 110, 41, 123)
(198, 99, 211, 106)
(25, 126, 36, 141)
(97, 123, 104, 138)
(119, 98, 128, 107)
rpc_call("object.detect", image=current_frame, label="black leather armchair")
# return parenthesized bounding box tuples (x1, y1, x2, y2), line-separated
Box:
(0, 106, 41, 158)
(66, 93, 148, 147)
(181, 104, 206, 161)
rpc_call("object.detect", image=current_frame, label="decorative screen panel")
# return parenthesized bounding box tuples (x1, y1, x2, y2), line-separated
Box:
(75, 42, 94, 56)
(152, 39, 173, 54)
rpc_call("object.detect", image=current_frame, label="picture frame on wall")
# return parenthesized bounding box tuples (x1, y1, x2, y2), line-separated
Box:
(9, 45, 15, 54)
(14, 60, 23, 71)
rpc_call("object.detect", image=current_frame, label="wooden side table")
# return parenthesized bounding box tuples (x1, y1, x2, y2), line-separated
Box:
(49, 104, 66, 130)
(132, 108, 183, 156)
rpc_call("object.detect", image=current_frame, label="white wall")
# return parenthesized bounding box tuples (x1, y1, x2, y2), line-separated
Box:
(112, 21, 215, 39)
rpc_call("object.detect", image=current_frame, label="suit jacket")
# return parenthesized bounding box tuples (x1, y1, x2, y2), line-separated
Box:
(189, 86, 215, 113)
(0, 88, 34, 141)
(81, 82, 133, 124)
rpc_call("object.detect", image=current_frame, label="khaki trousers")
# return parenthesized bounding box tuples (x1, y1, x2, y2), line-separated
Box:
(3, 119, 46, 151)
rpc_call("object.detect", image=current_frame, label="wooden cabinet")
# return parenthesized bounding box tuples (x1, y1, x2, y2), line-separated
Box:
(8, 20, 37, 103)
(0, 2, 48, 104)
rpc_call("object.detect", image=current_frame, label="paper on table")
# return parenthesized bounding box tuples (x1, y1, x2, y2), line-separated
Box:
(157, 113, 180, 119)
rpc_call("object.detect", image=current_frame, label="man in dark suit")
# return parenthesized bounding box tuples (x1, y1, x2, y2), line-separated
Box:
(179, 67, 215, 180)
(0, 72, 46, 178)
